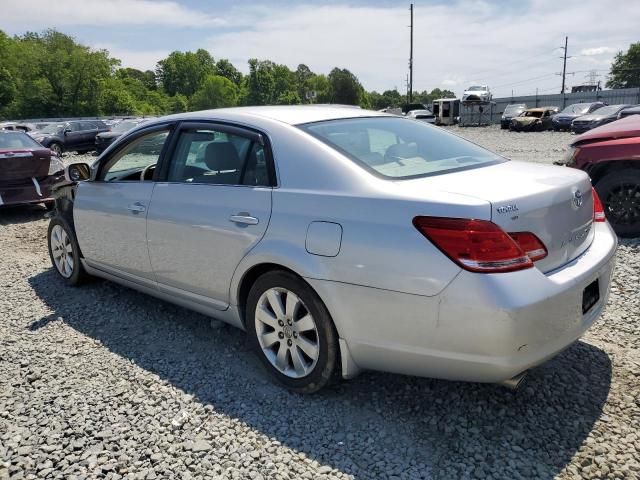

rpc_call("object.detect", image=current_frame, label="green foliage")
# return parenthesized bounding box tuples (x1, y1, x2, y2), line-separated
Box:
(190, 75, 238, 110)
(156, 49, 216, 97)
(215, 59, 242, 86)
(607, 43, 640, 89)
(327, 68, 366, 106)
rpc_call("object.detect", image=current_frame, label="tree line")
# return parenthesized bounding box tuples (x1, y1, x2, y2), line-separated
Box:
(0, 29, 455, 120)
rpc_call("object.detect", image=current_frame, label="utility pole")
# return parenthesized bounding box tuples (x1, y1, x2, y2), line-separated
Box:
(560, 36, 568, 94)
(408, 3, 414, 103)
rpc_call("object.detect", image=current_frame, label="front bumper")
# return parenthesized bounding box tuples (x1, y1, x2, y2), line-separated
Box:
(511, 122, 540, 131)
(309, 222, 617, 383)
(0, 175, 62, 207)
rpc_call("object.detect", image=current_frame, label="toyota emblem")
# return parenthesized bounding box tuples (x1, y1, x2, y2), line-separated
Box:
(573, 189, 583, 208)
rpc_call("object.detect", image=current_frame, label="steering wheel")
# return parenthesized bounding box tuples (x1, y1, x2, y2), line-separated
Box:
(140, 164, 156, 181)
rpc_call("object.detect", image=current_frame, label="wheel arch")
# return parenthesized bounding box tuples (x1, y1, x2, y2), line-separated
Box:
(587, 159, 640, 185)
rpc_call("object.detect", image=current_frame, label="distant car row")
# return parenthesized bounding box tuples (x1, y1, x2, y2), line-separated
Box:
(502, 102, 640, 133)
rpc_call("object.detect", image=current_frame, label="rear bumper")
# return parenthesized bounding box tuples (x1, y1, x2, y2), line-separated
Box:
(309, 222, 617, 383)
(0, 175, 61, 206)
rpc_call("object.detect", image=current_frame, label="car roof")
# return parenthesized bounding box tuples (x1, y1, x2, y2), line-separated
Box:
(147, 105, 391, 127)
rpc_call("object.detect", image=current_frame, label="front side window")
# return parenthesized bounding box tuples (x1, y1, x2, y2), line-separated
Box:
(166, 128, 270, 186)
(300, 117, 504, 179)
(102, 130, 169, 181)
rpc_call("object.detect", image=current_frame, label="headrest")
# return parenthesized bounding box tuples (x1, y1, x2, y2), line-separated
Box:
(204, 142, 241, 171)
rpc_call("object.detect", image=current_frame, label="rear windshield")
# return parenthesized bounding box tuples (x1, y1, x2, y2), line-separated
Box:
(299, 117, 504, 179)
(0, 133, 42, 149)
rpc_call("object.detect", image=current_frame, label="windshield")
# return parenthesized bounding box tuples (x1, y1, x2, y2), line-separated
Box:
(591, 105, 624, 116)
(504, 105, 525, 115)
(113, 121, 141, 133)
(40, 124, 65, 135)
(299, 117, 504, 179)
(467, 86, 485, 91)
(562, 104, 591, 114)
(0, 133, 42, 149)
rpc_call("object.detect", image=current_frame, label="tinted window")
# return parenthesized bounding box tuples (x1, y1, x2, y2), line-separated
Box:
(167, 128, 270, 186)
(300, 117, 504, 179)
(102, 130, 169, 181)
(69, 122, 82, 132)
(0, 133, 42, 149)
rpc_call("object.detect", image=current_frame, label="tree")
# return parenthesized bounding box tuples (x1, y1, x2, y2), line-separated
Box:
(215, 59, 242, 86)
(99, 78, 137, 115)
(607, 43, 640, 88)
(156, 49, 215, 97)
(246, 59, 276, 105)
(190, 75, 238, 110)
(326, 68, 366, 106)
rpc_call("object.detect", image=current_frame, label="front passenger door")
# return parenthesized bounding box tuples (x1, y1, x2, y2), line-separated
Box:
(146, 123, 274, 309)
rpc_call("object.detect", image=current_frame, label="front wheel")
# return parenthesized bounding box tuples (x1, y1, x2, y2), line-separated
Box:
(595, 169, 640, 237)
(246, 271, 339, 393)
(49, 143, 63, 157)
(47, 217, 89, 285)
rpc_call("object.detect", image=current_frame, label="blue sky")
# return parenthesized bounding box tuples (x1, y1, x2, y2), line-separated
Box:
(2, 0, 638, 97)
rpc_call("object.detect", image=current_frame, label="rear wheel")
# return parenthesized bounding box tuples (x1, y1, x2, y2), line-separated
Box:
(47, 217, 89, 285)
(595, 169, 640, 237)
(246, 270, 339, 393)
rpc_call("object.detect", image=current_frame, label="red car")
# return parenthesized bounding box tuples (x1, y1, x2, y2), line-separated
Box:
(562, 115, 640, 237)
(0, 131, 64, 209)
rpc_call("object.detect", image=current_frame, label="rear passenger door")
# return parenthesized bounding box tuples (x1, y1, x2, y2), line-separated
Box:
(63, 122, 84, 151)
(146, 122, 274, 309)
(79, 121, 99, 150)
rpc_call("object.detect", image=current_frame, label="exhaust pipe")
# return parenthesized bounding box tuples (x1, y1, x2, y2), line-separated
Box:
(500, 371, 528, 390)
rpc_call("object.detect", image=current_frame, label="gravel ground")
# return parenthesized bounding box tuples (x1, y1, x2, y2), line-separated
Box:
(1, 128, 639, 479)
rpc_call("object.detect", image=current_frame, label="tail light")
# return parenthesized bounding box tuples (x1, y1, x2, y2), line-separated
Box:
(413, 217, 538, 273)
(592, 187, 606, 222)
(508, 232, 548, 261)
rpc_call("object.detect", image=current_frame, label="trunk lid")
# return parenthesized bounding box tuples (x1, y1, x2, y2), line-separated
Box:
(0, 148, 51, 183)
(403, 161, 594, 273)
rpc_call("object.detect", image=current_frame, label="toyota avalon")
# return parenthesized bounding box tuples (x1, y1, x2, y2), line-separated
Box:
(47, 106, 617, 393)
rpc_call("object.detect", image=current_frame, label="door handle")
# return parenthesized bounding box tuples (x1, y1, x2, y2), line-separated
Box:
(127, 202, 146, 214)
(229, 213, 259, 225)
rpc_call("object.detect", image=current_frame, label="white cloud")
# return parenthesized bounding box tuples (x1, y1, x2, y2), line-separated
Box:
(579, 47, 615, 56)
(0, 0, 225, 28)
(93, 44, 168, 72)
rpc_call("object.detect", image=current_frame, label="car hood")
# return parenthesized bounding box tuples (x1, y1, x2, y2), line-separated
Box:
(554, 113, 581, 121)
(575, 114, 610, 122)
(96, 132, 122, 140)
(512, 116, 539, 124)
(572, 115, 640, 145)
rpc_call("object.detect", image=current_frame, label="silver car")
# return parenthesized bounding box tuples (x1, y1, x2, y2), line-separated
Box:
(48, 106, 617, 393)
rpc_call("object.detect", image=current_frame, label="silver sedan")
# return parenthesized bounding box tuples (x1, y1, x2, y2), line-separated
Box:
(48, 106, 617, 393)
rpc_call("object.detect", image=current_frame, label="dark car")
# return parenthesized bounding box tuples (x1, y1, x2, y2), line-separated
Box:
(509, 107, 556, 132)
(552, 102, 605, 131)
(559, 115, 640, 236)
(618, 105, 640, 119)
(571, 104, 634, 134)
(500, 103, 526, 129)
(95, 119, 147, 154)
(29, 120, 109, 156)
(0, 131, 64, 209)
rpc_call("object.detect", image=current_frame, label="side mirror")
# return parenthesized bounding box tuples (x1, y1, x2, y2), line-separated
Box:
(64, 128, 71, 135)
(66, 162, 91, 182)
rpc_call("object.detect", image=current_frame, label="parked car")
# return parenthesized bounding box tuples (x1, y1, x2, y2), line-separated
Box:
(462, 85, 491, 103)
(0, 131, 64, 209)
(509, 107, 556, 131)
(560, 114, 640, 237)
(406, 109, 436, 124)
(29, 120, 109, 156)
(48, 106, 616, 393)
(500, 104, 526, 129)
(571, 105, 634, 134)
(618, 105, 640, 119)
(95, 119, 148, 154)
(0, 122, 37, 132)
(552, 102, 605, 131)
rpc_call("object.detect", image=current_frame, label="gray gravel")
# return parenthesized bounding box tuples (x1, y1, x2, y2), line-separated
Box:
(1, 129, 639, 479)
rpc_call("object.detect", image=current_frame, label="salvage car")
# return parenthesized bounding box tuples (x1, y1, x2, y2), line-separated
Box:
(0, 131, 64, 209)
(552, 102, 605, 131)
(48, 106, 617, 393)
(571, 104, 634, 134)
(406, 109, 436, 124)
(509, 107, 556, 131)
(462, 85, 491, 103)
(29, 120, 109, 156)
(560, 114, 640, 237)
(500, 104, 526, 129)
(95, 119, 148, 154)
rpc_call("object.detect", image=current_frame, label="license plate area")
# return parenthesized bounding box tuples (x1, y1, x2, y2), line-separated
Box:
(582, 279, 600, 314)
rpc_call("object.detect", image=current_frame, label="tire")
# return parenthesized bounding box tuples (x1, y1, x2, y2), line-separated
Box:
(246, 270, 339, 393)
(49, 143, 63, 157)
(47, 216, 89, 285)
(594, 169, 640, 237)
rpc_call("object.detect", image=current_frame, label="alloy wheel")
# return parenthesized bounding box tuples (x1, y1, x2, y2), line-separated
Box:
(50, 224, 74, 278)
(605, 182, 640, 226)
(254, 287, 319, 378)
(50, 144, 62, 156)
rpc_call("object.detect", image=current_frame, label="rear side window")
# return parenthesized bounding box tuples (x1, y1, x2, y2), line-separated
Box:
(166, 128, 271, 186)
(299, 117, 504, 179)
